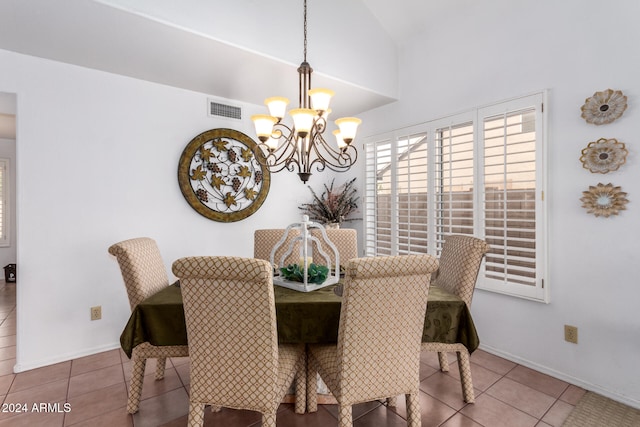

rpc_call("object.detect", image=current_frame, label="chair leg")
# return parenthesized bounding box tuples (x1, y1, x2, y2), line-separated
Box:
(306, 354, 318, 413)
(338, 405, 353, 427)
(405, 393, 421, 427)
(155, 357, 167, 380)
(127, 357, 146, 414)
(262, 411, 277, 427)
(187, 402, 205, 427)
(457, 350, 475, 403)
(438, 351, 450, 372)
(295, 352, 307, 414)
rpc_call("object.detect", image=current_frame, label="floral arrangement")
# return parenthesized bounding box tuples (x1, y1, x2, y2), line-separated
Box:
(280, 263, 329, 284)
(299, 177, 359, 225)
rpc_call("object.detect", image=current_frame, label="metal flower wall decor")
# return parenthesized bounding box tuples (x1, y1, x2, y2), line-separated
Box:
(580, 89, 627, 125)
(580, 183, 629, 217)
(580, 138, 628, 173)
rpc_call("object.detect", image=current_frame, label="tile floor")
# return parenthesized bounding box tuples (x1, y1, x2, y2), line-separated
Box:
(0, 281, 585, 426)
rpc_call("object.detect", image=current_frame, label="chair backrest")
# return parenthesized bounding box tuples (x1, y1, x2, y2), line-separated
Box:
(254, 229, 301, 268)
(311, 228, 358, 267)
(172, 256, 279, 412)
(434, 234, 490, 309)
(337, 254, 439, 403)
(108, 237, 170, 311)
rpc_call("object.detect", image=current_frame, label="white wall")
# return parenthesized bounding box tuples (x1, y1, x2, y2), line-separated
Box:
(0, 48, 347, 371)
(356, 0, 640, 407)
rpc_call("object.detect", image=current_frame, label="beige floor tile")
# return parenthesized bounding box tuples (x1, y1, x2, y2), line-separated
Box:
(0, 335, 16, 349)
(0, 373, 14, 395)
(390, 392, 458, 427)
(63, 406, 133, 427)
(444, 360, 503, 392)
(0, 410, 64, 427)
(0, 378, 69, 421)
(460, 394, 538, 427)
(131, 367, 184, 401)
(506, 365, 569, 398)
(68, 364, 125, 398)
(10, 361, 71, 393)
(485, 377, 556, 419)
(70, 349, 122, 377)
(0, 345, 15, 361)
(131, 387, 190, 427)
(469, 350, 518, 375)
(558, 384, 586, 405)
(64, 382, 128, 426)
(440, 413, 484, 427)
(539, 399, 574, 427)
(420, 372, 471, 410)
(0, 359, 15, 376)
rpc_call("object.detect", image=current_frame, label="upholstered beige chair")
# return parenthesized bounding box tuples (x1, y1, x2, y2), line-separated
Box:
(310, 228, 358, 269)
(307, 254, 439, 427)
(424, 234, 490, 403)
(254, 229, 301, 268)
(108, 237, 189, 414)
(172, 256, 307, 426)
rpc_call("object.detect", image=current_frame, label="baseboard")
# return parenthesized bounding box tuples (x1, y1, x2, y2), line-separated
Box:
(478, 343, 640, 410)
(14, 342, 122, 373)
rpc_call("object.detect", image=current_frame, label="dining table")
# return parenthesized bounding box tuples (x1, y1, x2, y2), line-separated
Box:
(120, 281, 479, 359)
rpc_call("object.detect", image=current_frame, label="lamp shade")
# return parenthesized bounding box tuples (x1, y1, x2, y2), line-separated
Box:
(335, 117, 362, 143)
(290, 108, 315, 138)
(251, 115, 278, 142)
(308, 88, 334, 113)
(333, 129, 347, 150)
(265, 97, 289, 120)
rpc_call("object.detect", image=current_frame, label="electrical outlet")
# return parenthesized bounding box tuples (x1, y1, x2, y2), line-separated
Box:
(90, 306, 102, 321)
(564, 325, 578, 344)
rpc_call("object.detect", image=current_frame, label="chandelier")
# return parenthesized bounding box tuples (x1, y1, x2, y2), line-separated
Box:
(251, 0, 361, 183)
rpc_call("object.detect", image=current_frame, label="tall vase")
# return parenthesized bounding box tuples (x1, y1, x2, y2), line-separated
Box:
(325, 222, 340, 229)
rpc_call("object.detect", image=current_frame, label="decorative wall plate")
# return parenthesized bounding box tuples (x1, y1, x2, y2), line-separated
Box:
(580, 183, 628, 218)
(178, 128, 270, 222)
(580, 137, 628, 173)
(580, 89, 627, 125)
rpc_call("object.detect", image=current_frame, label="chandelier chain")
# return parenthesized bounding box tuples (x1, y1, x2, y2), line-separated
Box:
(303, 0, 308, 63)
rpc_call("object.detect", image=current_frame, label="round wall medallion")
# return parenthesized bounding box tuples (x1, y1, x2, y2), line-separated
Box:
(580, 137, 628, 173)
(580, 89, 627, 125)
(580, 183, 628, 218)
(178, 128, 270, 222)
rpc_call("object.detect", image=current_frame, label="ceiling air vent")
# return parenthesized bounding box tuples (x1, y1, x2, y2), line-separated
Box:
(208, 99, 242, 120)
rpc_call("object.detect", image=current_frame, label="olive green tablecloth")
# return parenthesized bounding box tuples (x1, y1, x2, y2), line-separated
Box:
(120, 283, 479, 358)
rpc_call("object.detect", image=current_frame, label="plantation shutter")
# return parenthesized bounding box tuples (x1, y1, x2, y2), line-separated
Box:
(397, 134, 428, 254)
(477, 93, 545, 301)
(434, 122, 475, 253)
(364, 139, 393, 256)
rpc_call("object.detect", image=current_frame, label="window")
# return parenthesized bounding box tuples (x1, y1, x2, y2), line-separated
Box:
(0, 159, 8, 247)
(364, 93, 548, 302)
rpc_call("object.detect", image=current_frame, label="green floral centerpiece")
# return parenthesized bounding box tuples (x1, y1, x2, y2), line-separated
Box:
(280, 263, 329, 284)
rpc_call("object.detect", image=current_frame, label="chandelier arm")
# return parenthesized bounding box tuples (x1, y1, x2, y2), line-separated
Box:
(256, 123, 299, 172)
(306, 125, 358, 172)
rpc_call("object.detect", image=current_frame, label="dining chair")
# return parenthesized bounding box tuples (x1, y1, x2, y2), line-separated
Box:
(172, 256, 307, 426)
(254, 228, 301, 268)
(310, 228, 358, 269)
(424, 234, 490, 403)
(307, 254, 439, 427)
(108, 237, 189, 414)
